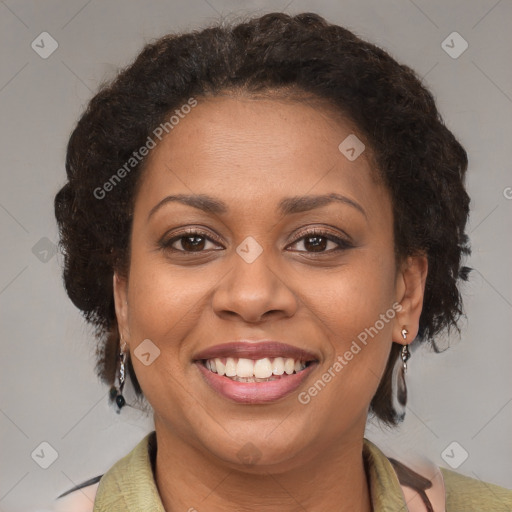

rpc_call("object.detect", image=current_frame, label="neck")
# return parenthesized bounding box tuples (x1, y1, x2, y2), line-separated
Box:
(153, 424, 372, 512)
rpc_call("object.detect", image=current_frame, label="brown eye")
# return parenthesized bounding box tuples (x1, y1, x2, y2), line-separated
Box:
(179, 235, 207, 252)
(161, 230, 222, 253)
(303, 235, 329, 252)
(287, 230, 352, 253)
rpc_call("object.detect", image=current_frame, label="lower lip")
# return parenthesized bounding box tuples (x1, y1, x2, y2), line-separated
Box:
(196, 362, 317, 404)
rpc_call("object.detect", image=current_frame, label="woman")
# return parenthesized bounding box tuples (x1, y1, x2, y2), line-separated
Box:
(53, 12, 512, 511)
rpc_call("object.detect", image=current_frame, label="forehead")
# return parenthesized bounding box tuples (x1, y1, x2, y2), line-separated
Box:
(135, 96, 387, 219)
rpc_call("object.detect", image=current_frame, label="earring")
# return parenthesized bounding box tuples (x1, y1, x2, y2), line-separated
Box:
(391, 327, 411, 422)
(401, 329, 410, 374)
(110, 339, 127, 413)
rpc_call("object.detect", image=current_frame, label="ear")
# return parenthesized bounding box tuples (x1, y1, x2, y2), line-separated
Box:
(393, 254, 428, 343)
(113, 272, 130, 344)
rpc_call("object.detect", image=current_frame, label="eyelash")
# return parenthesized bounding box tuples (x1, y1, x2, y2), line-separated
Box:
(160, 227, 353, 254)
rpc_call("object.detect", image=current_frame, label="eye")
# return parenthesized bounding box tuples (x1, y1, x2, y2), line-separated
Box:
(287, 229, 352, 253)
(161, 229, 223, 252)
(160, 227, 352, 254)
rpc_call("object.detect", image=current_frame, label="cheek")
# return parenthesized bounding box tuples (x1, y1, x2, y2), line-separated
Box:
(303, 249, 397, 336)
(297, 251, 396, 408)
(123, 256, 205, 415)
(126, 254, 206, 334)
(123, 249, 222, 393)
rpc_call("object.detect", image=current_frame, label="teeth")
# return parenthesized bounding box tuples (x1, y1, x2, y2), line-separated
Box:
(204, 356, 308, 379)
(231, 375, 280, 383)
(254, 358, 273, 379)
(225, 357, 237, 377)
(284, 358, 295, 375)
(215, 358, 226, 376)
(272, 357, 285, 375)
(236, 358, 254, 378)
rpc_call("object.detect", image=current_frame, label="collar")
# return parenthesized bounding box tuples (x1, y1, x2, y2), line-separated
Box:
(93, 431, 408, 511)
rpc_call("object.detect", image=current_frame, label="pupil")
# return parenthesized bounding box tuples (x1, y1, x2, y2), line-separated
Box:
(305, 236, 327, 252)
(183, 236, 205, 251)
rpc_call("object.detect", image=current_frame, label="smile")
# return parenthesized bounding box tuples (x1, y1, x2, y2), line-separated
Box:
(202, 357, 309, 381)
(193, 341, 319, 403)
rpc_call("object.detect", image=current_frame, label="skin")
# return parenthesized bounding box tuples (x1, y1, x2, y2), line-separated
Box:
(113, 95, 428, 512)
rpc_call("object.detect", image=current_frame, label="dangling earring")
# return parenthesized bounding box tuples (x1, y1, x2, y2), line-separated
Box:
(401, 328, 410, 374)
(391, 327, 410, 422)
(110, 338, 127, 413)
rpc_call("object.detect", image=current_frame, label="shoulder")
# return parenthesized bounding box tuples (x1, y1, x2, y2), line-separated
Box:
(52, 432, 157, 511)
(389, 455, 446, 512)
(51, 478, 100, 512)
(441, 467, 512, 511)
(364, 438, 445, 511)
(389, 450, 512, 512)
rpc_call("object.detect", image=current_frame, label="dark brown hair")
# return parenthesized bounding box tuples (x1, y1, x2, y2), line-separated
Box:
(55, 12, 470, 424)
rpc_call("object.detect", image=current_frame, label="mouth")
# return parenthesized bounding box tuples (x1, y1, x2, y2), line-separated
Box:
(193, 341, 319, 403)
(201, 356, 313, 382)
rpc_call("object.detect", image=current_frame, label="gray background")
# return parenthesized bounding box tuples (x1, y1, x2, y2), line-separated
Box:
(0, 0, 511, 510)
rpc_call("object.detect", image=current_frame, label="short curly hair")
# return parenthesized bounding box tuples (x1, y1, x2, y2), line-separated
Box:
(55, 12, 470, 424)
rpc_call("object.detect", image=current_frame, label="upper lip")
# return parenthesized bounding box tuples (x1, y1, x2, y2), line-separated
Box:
(193, 341, 319, 362)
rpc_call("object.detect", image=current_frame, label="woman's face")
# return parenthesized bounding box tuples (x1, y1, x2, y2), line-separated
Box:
(114, 95, 426, 470)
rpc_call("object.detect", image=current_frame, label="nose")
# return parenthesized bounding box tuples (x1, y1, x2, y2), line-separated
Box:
(211, 245, 299, 324)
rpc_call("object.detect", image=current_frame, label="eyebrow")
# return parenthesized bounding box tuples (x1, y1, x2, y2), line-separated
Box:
(278, 193, 367, 218)
(147, 192, 366, 220)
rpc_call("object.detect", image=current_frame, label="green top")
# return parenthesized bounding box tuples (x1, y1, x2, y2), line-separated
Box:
(92, 431, 512, 511)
